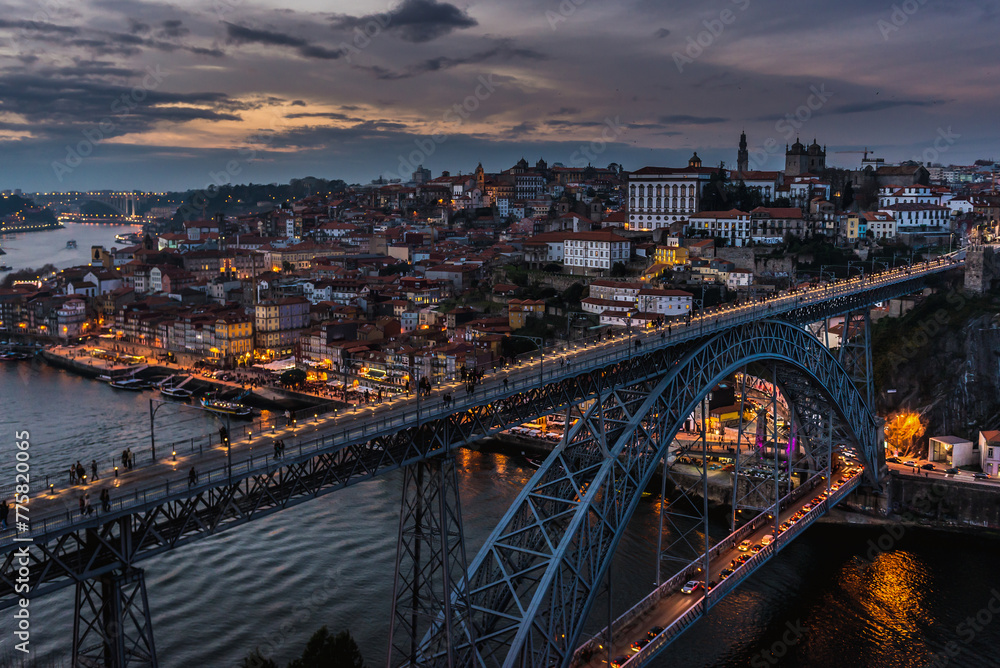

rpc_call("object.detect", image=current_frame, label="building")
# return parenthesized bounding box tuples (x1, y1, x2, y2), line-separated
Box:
(687, 210, 751, 247)
(562, 230, 631, 274)
(878, 203, 950, 233)
(928, 435, 976, 468)
(654, 245, 689, 266)
(255, 297, 310, 357)
(627, 154, 717, 231)
(979, 430, 1000, 477)
(784, 138, 826, 176)
(508, 299, 545, 330)
(213, 313, 254, 363)
(635, 288, 693, 316)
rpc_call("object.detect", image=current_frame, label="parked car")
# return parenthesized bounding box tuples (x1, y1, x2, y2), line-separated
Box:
(920, 463, 935, 471)
(886, 456, 901, 463)
(945, 467, 959, 475)
(974, 473, 989, 480)
(903, 460, 918, 467)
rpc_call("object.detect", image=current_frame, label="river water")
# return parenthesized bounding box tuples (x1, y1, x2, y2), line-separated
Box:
(1, 360, 997, 668)
(0, 222, 141, 273)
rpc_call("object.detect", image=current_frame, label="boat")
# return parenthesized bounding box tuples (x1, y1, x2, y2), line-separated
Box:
(200, 396, 253, 418)
(109, 378, 148, 391)
(66, 240, 77, 249)
(0, 351, 32, 361)
(0, 265, 11, 272)
(160, 386, 193, 400)
(115, 233, 141, 244)
(524, 456, 543, 469)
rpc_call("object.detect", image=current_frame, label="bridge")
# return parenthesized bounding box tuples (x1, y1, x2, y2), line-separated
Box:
(29, 191, 153, 218)
(0, 255, 964, 667)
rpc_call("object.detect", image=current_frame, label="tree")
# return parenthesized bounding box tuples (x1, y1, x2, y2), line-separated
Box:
(841, 180, 855, 210)
(281, 260, 294, 272)
(610, 262, 628, 277)
(287, 627, 366, 668)
(239, 649, 278, 668)
(379, 262, 412, 276)
(542, 263, 563, 273)
(884, 411, 927, 458)
(280, 368, 307, 387)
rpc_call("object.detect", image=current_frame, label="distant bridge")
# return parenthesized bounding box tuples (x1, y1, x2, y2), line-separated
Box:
(0, 255, 964, 667)
(30, 191, 156, 218)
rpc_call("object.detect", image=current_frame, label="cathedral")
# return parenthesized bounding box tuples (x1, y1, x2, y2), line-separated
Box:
(784, 137, 826, 176)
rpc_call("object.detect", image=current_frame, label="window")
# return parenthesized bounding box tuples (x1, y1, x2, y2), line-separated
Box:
(990, 447, 995, 458)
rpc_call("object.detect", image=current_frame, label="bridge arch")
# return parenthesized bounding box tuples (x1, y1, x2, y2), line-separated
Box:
(424, 319, 880, 667)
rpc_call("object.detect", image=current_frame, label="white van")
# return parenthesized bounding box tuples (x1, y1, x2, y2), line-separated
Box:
(760, 534, 774, 546)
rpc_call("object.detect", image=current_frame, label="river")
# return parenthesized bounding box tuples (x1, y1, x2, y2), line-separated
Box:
(0, 222, 142, 273)
(0, 360, 997, 668)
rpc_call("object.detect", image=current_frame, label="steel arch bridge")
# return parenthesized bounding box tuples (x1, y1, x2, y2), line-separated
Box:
(0, 258, 963, 667)
(413, 319, 879, 667)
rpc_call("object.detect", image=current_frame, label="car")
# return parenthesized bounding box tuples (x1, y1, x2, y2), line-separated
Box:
(720, 568, 735, 579)
(707, 580, 718, 590)
(738, 540, 753, 552)
(630, 638, 649, 652)
(945, 467, 959, 475)
(974, 473, 990, 480)
(611, 655, 629, 668)
(792, 511, 805, 521)
(886, 456, 901, 463)
(802, 503, 813, 511)
(778, 522, 791, 534)
(920, 463, 935, 471)
(647, 626, 664, 640)
(735, 553, 752, 565)
(751, 544, 763, 553)
(681, 580, 703, 594)
(904, 460, 918, 467)
(760, 534, 774, 546)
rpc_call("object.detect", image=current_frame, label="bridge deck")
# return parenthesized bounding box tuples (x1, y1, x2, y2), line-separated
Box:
(574, 469, 863, 667)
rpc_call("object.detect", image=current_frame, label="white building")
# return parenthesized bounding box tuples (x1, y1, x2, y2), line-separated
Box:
(726, 269, 754, 290)
(589, 280, 645, 303)
(636, 288, 693, 315)
(878, 184, 945, 208)
(929, 435, 977, 468)
(687, 210, 751, 247)
(980, 431, 1000, 477)
(878, 203, 950, 232)
(563, 231, 631, 273)
(627, 154, 716, 232)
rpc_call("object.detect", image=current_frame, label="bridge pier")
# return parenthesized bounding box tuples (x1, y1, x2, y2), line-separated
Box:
(72, 566, 157, 668)
(387, 454, 471, 667)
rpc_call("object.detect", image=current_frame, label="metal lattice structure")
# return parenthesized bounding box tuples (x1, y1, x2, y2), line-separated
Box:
(421, 319, 881, 667)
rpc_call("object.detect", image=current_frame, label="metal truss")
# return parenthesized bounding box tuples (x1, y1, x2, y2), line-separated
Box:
(388, 455, 472, 668)
(419, 319, 880, 667)
(73, 564, 157, 667)
(837, 309, 874, 408)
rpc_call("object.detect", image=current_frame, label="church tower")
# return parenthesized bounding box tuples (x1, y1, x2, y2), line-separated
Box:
(475, 162, 485, 191)
(737, 131, 749, 173)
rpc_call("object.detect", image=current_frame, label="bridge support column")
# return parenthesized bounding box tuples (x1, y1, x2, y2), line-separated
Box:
(72, 567, 157, 668)
(387, 454, 471, 667)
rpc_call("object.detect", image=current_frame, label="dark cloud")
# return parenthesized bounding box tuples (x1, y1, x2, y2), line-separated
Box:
(830, 99, 949, 115)
(157, 20, 188, 38)
(363, 39, 544, 80)
(290, 100, 307, 107)
(285, 111, 363, 122)
(553, 107, 580, 115)
(331, 0, 478, 43)
(653, 27, 670, 38)
(0, 19, 80, 35)
(128, 18, 150, 34)
(224, 22, 343, 60)
(510, 121, 536, 135)
(659, 115, 728, 125)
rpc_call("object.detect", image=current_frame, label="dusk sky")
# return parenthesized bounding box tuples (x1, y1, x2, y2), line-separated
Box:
(1, 0, 998, 192)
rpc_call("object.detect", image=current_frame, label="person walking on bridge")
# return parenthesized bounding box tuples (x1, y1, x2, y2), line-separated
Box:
(0, 500, 9, 530)
(91, 459, 99, 481)
(188, 467, 198, 487)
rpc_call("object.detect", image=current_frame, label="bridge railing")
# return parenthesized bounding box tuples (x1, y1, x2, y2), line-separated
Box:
(625, 598, 707, 666)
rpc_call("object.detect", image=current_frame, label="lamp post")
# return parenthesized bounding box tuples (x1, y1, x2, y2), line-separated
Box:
(507, 334, 543, 385)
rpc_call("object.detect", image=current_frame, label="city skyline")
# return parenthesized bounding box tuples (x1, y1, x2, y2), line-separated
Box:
(1, 0, 998, 191)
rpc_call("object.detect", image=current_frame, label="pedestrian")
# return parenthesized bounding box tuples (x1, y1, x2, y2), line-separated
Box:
(188, 467, 197, 487)
(79, 495, 86, 516)
(91, 459, 99, 481)
(0, 500, 8, 530)
(77, 461, 86, 484)
(70, 464, 77, 485)
(101, 489, 111, 512)
(504, 377, 509, 391)
(84, 493, 93, 516)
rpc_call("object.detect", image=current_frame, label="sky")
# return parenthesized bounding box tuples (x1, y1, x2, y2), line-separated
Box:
(1, 0, 998, 192)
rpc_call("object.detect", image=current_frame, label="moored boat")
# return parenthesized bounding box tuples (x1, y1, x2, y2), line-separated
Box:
(109, 378, 148, 391)
(200, 396, 253, 418)
(160, 386, 193, 400)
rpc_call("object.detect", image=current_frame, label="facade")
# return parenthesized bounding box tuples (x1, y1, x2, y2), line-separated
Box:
(627, 155, 716, 231)
(979, 431, 1000, 477)
(878, 203, 950, 232)
(929, 435, 976, 468)
(255, 297, 310, 356)
(562, 231, 631, 273)
(213, 314, 254, 363)
(654, 245, 689, 266)
(687, 210, 752, 247)
(784, 138, 826, 176)
(508, 299, 545, 330)
(636, 288, 693, 316)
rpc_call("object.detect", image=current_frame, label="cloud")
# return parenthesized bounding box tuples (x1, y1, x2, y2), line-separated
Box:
(829, 99, 949, 115)
(224, 22, 343, 60)
(285, 111, 364, 122)
(362, 39, 544, 79)
(157, 20, 188, 39)
(128, 18, 150, 34)
(331, 0, 478, 43)
(659, 114, 728, 125)
(290, 100, 307, 107)
(653, 27, 670, 38)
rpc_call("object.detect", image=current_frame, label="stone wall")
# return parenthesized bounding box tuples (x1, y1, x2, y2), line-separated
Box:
(888, 473, 1000, 528)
